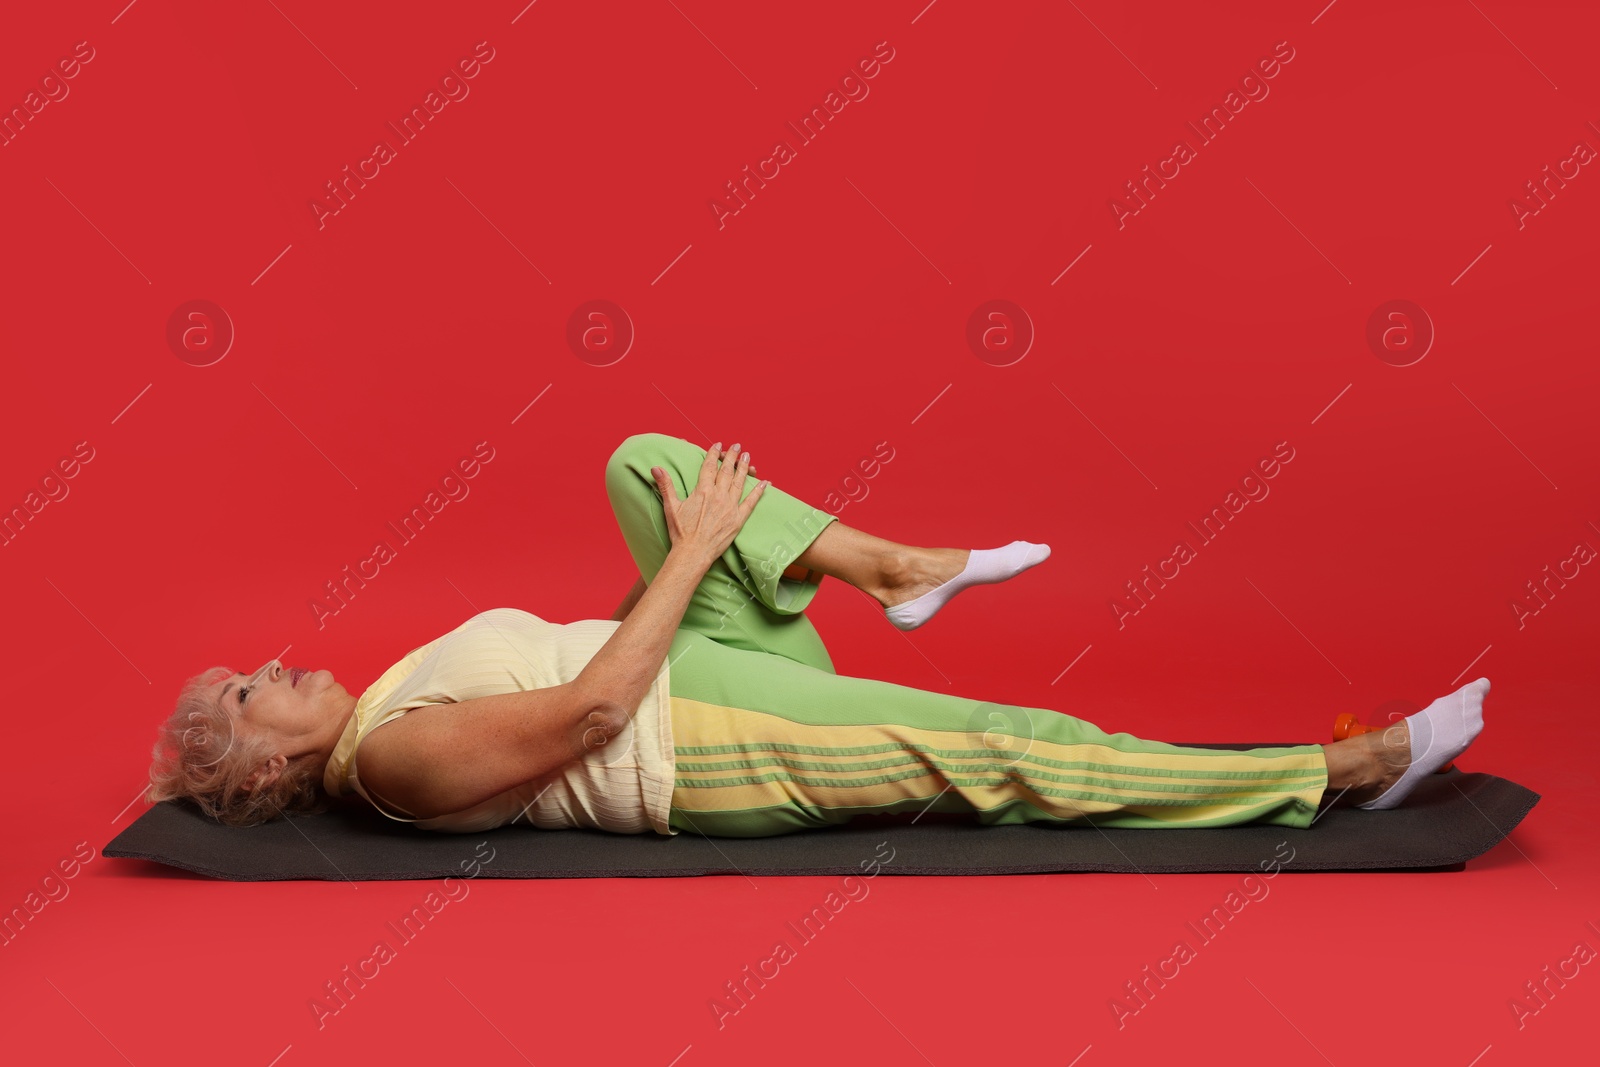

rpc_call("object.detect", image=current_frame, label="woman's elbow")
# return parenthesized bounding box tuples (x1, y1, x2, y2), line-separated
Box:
(573, 704, 631, 758)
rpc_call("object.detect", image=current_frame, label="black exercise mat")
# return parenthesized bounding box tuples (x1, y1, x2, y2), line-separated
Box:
(103, 744, 1540, 881)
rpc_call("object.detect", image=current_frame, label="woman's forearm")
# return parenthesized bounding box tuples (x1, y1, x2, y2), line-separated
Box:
(576, 547, 707, 720)
(610, 576, 648, 622)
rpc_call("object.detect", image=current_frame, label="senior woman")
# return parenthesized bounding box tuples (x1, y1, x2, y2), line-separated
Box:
(147, 433, 1487, 836)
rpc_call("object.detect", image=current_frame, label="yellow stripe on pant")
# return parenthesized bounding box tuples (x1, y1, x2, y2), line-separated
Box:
(663, 630, 1328, 838)
(601, 433, 1328, 841)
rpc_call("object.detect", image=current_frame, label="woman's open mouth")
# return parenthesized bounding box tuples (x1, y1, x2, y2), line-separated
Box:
(290, 667, 308, 688)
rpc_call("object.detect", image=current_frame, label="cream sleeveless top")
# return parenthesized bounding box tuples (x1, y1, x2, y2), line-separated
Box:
(322, 608, 677, 835)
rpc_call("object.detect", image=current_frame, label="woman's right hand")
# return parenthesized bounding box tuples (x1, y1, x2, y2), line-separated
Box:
(651, 442, 769, 567)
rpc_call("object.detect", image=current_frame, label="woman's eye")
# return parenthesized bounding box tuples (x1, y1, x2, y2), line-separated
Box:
(239, 685, 251, 705)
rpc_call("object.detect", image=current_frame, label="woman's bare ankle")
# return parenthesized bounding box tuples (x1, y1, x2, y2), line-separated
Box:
(1322, 734, 1381, 806)
(1321, 726, 1411, 807)
(877, 547, 969, 609)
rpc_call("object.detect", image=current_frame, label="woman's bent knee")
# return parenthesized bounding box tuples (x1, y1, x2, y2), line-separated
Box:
(607, 433, 702, 483)
(607, 435, 707, 514)
(608, 433, 669, 482)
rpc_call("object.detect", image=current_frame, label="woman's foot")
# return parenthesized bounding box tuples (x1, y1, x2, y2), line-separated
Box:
(1324, 678, 1490, 809)
(1356, 678, 1489, 809)
(877, 542, 1051, 630)
(790, 523, 1049, 627)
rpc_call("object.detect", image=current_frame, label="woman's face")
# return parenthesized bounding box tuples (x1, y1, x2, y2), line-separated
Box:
(203, 661, 347, 746)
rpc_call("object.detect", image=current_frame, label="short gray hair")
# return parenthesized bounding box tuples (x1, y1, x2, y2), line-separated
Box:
(146, 666, 327, 827)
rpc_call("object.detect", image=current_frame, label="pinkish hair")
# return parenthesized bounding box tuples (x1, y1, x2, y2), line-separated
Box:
(146, 666, 327, 827)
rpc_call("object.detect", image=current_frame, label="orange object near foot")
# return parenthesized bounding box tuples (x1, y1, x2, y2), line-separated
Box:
(1332, 713, 1454, 773)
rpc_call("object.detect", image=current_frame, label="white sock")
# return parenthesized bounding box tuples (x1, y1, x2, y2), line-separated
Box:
(1356, 677, 1489, 810)
(884, 541, 1050, 631)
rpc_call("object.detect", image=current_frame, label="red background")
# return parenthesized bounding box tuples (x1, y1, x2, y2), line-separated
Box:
(3, 1, 1596, 1063)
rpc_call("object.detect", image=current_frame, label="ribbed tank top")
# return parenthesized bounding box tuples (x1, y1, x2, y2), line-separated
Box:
(322, 608, 676, 835)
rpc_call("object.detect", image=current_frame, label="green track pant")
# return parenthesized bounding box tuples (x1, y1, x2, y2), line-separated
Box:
(605, 433, 1328, 839)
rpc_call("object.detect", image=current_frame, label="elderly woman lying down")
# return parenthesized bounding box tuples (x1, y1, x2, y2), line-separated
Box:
(147, 435, 1487, 837)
